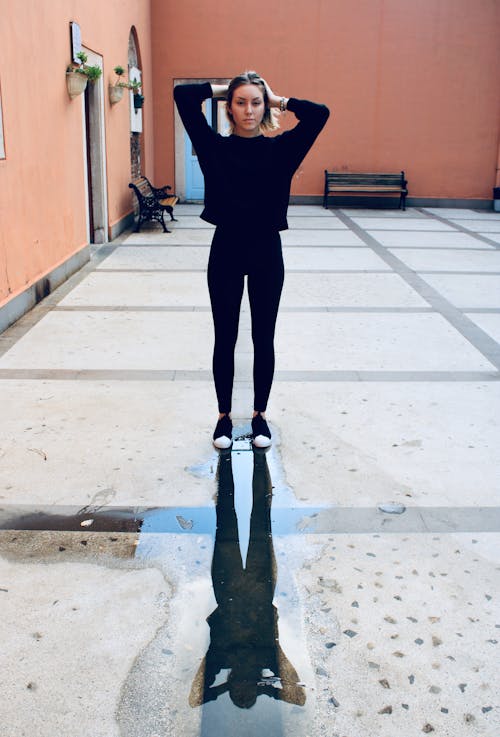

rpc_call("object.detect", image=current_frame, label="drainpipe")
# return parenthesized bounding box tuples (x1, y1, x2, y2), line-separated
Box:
(494, 135, 500, 211)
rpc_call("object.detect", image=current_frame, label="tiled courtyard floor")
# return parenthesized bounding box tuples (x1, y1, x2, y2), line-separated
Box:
(0, 205, 499, 736)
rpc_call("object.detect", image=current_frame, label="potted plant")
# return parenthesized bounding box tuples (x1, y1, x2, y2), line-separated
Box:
(66, 51, 89, 97)
(109, 65, 127, 104)
(66, 51, 102, 98)
(129, 79, 144, 109)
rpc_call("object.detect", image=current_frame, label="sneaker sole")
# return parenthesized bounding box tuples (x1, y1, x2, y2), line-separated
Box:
(213, 436, 232, 450)
(252, 434, 272, 448)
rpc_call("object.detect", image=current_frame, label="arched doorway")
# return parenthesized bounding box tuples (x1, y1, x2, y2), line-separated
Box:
(128, 28, 142, 181)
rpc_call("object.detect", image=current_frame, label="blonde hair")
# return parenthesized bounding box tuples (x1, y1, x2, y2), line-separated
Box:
(226, 70, 279, 134)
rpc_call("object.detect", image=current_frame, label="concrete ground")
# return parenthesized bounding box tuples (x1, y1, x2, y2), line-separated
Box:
(0, 204, 499, 737)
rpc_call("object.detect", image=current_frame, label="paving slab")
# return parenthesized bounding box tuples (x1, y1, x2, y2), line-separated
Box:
(283, 246, 390, 271)
(350, 217, 455, 231)
(0, 555, 167, 737)
(174, 204, 204, 215)
(420, 274, 500, 309)
(340, 208, 426, 218)
(447, 220, 500, 233)
(295, 530, 500, 737)
(96, 245, 209, 271)
(275, 313, 496, 371)
(422, 208, 498, 219)
(367, 231, 493, 249)
(59, 272, 211, 307)
(386, 248, 500, 272)
(281, 273, 428, 308)
(268, 381, 500, 508)
(0, 311, 213, 370)
(123, 229, 215, 246)
(0, 379, 220, 506)
(286, 217, 348, 229)
(287, 205, 335, 216)
(281, 229, 364, 246)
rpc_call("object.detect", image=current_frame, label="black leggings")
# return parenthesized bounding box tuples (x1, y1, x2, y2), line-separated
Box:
(207, 227, 284, 414)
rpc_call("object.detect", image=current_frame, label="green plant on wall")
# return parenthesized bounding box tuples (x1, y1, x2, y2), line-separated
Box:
(128, 78, 144, 109)
(85, 65, 102, 82)
(109, 65, 128, 104)
(66, 50, 103, 98)
(112, 65, 128, 87)
(67, 51, 102, 82)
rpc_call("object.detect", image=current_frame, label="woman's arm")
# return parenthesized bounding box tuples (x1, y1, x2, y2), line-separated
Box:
(262, 79, 330, 171)
(173, 82, 216, 157)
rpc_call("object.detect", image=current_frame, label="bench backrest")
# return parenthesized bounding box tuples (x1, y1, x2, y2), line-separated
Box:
(325, 171, 405, 187)
(129, 178, 154, 205)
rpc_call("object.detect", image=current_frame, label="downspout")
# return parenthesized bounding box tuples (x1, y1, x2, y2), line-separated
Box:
(494, 131, 500, 211)
(495, 132, 500, 188)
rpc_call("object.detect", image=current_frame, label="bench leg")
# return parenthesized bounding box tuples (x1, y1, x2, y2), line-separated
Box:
(159, 211, 170, 233)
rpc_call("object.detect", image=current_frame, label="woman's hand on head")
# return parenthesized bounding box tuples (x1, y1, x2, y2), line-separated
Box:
(261, 78, 287, 110)
(261, 78, 278, 107)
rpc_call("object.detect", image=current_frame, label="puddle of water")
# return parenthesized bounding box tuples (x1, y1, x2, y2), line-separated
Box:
(184, 444, 314, 736)
(117, 440, 316, 736)
(0, 437, 317, 735)
(0, 507, 145, 533)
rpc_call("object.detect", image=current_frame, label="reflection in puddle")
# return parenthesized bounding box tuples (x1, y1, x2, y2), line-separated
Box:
(191, 447, 307, 735)
(0, 441, 316, 736)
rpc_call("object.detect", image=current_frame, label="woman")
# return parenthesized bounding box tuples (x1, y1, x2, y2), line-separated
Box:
(174, 72, 329, 449)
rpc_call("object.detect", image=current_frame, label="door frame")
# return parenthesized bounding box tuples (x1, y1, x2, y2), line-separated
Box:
(81, 47, 108, 244)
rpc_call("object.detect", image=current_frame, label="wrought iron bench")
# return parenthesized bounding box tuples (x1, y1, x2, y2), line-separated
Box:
(128, 176, 179, 232)
(323, 170, 408, 210)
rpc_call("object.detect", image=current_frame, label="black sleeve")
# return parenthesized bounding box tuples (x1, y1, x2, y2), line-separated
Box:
(173, 82, 215, 158)
(278, 97, 330, 172)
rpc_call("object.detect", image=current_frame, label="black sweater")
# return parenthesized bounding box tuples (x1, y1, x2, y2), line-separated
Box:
(174, 82, 330, 230)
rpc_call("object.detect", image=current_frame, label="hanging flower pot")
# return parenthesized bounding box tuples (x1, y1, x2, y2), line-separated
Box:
(66, 53, 102, 100)
(133, 92, 144, 109)
(66, 70, 88, 98)
(109, 66, 126, 105)
(109, 84, 125, 104)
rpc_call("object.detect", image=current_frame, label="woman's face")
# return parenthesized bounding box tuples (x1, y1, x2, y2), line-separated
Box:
(228, 83, 265, 137)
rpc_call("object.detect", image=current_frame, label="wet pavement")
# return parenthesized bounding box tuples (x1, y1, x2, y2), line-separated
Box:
(0, 205, 499, 736)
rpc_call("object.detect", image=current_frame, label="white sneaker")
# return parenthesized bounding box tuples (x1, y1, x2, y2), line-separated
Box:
(251, 413, 272, 448)
(213, 416, 233, 449)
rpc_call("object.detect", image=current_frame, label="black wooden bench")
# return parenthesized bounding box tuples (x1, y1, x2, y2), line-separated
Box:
(129, 176, 179, 232)
(323, 171, 408, 210)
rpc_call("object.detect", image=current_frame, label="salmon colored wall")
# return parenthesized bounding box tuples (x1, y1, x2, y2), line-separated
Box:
(0, 0, 153, 308)
(152, 0, 500, 202)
